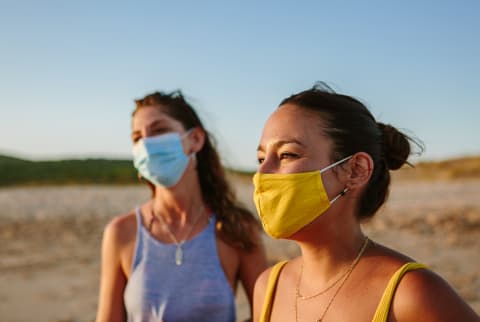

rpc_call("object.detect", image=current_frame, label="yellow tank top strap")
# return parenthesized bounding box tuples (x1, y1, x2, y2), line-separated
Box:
(259, 260, 288, 322)
(371, 262, 428, 322)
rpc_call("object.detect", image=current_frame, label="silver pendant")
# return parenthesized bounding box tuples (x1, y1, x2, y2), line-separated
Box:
(175, 245, 183, 266)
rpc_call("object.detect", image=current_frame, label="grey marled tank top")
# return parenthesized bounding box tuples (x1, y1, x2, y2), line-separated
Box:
(124, 208, 235, 322)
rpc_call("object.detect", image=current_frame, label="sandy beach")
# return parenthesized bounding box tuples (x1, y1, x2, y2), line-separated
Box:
(1, 176, 479, 321)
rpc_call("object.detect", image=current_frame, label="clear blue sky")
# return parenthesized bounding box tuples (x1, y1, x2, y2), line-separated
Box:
(1, 1, 479, 170)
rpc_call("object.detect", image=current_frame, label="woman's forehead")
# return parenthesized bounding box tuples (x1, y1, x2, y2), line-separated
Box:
(132, 106, 181, 129)
(258, 104, 334, 161)
(262, 104, 327, 140)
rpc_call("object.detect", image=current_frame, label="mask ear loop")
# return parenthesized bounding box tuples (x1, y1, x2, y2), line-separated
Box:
(181, 128, 194, 139)
(181, 128, 198, 161)
(319, 155, 353, 173)
(330, 187, 349, 204)
(320, 155, 353, 204)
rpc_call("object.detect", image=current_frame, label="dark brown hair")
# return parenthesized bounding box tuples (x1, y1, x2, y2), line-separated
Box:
(133, 90, 258, 250)
(280, 83, 423, 219)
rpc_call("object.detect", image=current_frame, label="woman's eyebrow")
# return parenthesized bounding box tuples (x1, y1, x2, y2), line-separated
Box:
(131, 119, 171, 135)
(146, 119, 170, 129)
(257, 139, 305, 152)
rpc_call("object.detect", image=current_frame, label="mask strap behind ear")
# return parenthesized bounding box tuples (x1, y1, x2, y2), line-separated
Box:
(182, 128, 199, 159)
(330, 187, 349, 204)
(181, 128, 195, 139)
(320, 155, 353, 173)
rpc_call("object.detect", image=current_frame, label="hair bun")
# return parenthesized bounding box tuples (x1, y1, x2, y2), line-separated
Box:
(377, 122, 411, 170)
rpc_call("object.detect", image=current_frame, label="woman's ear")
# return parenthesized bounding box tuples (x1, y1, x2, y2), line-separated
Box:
(188, 127, 206, 154)
(345, 152, 374, 190)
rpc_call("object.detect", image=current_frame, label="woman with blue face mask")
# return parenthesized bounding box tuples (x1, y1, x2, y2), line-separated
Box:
(252, 84, 479, 322)
(96, 91, 267, 322)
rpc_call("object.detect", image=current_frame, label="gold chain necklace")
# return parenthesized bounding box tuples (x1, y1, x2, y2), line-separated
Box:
(150, 204, 205, 266)
(295, 237, 369, 322)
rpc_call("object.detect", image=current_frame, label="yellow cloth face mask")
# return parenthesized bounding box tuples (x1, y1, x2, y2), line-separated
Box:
(252, 156, 352, 238)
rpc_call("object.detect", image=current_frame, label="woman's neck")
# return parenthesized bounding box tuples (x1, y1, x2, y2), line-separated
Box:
(151, 166, 204, 225)
(294, 209, 366, 286)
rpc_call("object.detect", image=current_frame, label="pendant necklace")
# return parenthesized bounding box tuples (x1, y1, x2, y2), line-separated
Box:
(150, 204, 205, 266)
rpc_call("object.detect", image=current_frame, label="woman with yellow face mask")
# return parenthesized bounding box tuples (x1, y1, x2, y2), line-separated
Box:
(252, 84, 479, 322)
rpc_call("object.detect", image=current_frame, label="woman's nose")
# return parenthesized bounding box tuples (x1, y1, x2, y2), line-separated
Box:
(257, 155, 277, 174)
(143, 127, 155, 138)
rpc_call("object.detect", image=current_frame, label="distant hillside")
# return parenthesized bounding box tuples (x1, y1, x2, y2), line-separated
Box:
(1, 154, 479, 186)
(394, 156, 480, 181)
(0, 154, 256, 187)
(0, 155, 138, 186)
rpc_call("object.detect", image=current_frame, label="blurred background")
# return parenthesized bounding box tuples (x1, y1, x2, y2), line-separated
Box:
(0, 1, 479, 321)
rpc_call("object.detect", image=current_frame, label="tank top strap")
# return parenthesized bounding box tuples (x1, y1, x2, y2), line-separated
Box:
(130, 207, 145, 272)
(371, 262, 428, 322)
(259, 260, 288, 322)
(134, 206, 142, 232)
(124, 210, 235, 322)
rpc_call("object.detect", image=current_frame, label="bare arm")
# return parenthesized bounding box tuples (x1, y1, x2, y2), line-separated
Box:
(392, 269, 480, 322)
(252, 267, 273, 322)
(238, 225, 268, 321)
(95, 218, 129, 322)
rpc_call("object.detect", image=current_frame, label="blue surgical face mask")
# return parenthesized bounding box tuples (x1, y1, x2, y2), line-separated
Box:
(132, 130, 193, 187)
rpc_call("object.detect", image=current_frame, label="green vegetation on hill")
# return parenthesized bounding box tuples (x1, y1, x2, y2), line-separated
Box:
(0, 155, 138, 186)
(1, 154, 479, 186)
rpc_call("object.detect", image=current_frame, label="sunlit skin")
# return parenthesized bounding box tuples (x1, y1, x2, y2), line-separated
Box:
(253, 104, 479, 322)
(256, 103, 347, 197)
(96, 105, 267, 322)
(256, 104, 367, 247)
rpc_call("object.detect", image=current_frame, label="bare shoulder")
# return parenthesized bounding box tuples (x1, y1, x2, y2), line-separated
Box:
(360, 240, 416, 283)
(255, 265, 275, 292)
(360, 241, 479, 321)
(103, 210, 137, 248)
(391, 264, 479, 321)
(97, 211, 137, 322)
(253, 265, 275, 322)
(254, 259, 293, 299)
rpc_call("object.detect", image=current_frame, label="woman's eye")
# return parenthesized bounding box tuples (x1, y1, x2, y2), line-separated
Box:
(280, 152, 298, 160)
(257, 158, 265, 164)
(151, 127, 169, 135)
